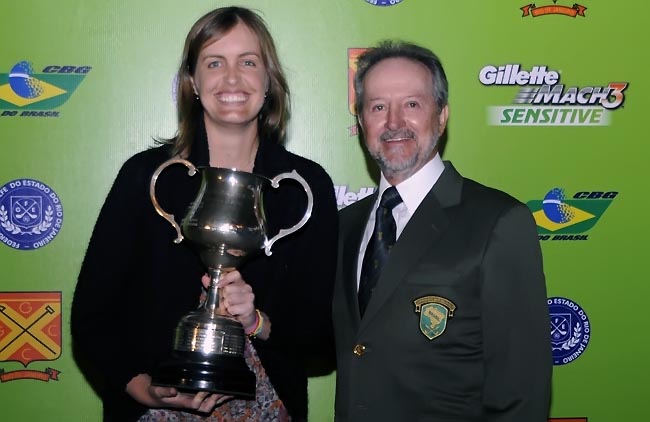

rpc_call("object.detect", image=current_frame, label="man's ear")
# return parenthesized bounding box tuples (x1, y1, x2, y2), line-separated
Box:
(356, 117, 366, 138)
(437, 104, 449, 134)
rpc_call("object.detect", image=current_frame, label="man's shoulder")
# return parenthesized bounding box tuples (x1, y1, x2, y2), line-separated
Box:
(461, 177, 524, 210)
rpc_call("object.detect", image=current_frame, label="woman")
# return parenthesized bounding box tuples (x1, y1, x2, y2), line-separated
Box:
(71, 6, 337, 422)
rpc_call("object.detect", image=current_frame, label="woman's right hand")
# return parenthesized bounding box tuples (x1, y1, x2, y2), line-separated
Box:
(126, 373, 232, 413)
(201, 271, 258, 332)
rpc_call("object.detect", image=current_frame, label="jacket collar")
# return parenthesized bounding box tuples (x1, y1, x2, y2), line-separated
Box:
(187, 118, 289, 178)
(358, 161, 464, 328)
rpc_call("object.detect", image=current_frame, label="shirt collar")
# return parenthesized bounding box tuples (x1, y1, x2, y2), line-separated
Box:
(377, 153, 445, 215)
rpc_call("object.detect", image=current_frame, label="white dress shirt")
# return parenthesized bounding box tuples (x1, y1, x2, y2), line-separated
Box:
(356, 154, 446, 288)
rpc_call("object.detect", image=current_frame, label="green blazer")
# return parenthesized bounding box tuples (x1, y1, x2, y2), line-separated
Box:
(333, 161, 551, 422)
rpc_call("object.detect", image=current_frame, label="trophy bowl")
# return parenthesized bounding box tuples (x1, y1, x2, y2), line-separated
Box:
(149, 157, 313, 398)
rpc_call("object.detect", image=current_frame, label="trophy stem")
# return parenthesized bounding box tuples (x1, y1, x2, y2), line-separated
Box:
(204, 266, 223, 315)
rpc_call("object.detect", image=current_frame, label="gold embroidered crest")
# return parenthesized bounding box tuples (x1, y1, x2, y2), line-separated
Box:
(413, 296, 456, 340)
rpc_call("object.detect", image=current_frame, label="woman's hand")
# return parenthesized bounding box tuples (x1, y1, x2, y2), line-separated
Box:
(126, 373, 232, 412)
(201, 271, 256, 330)
(201, 271, 271, 339)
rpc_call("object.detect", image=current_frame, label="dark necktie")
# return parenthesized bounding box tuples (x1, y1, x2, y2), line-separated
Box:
(358, 186, 403, 317)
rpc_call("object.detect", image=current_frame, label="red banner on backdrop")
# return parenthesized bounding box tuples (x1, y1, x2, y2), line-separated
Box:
(0, 367, 60, 382)
(521, 4, 587, 18)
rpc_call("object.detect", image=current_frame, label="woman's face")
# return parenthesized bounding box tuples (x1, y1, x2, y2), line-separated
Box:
(191, 22, 269, 132)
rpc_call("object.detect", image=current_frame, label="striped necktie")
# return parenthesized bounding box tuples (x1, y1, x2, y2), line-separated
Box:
(358, 186, 403, 317)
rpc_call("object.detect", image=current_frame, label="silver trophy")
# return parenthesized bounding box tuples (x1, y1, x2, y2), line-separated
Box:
(149, 157, 313, 398)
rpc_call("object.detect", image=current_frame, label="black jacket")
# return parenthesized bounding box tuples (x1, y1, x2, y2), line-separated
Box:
(71, 136, 338, 421)
(333, 162, 551, 421)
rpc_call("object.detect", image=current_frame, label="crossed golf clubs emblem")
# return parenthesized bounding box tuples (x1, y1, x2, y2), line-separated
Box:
(12, 197, 40, 225)
(0, 304, 57, 357)
(550, 315, 569, 341)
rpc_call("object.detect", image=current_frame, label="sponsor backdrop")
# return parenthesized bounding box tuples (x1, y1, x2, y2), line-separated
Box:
(0, 0, 646, 420)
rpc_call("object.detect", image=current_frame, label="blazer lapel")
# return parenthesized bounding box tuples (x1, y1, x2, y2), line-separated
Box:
(359, 162, 464, 329)
(341, 194, 376, 327)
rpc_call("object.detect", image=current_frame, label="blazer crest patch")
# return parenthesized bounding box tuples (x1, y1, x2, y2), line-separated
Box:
(413, 296, 456, 340)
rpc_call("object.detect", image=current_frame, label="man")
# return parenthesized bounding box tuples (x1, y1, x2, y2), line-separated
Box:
(333, 41, 552, 422)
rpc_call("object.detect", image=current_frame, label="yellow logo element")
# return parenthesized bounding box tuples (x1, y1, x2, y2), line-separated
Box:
(533, 206, 595, 232)
(0, 80, 67, 107)
(0, 292, 61, 366)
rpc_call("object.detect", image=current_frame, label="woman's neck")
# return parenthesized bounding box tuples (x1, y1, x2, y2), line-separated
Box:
(205, 121, 259, 172)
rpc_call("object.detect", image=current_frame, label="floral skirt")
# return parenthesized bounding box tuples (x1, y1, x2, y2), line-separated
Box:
(139, 339, 290, 422)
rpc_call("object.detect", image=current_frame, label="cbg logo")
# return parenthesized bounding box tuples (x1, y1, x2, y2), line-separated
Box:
(0, 61, 91, 117)
(548, 297, 591, 365)
(526, 188, 616, 240)
(479, 63, 627, 126)
(0, 179, 63, 250)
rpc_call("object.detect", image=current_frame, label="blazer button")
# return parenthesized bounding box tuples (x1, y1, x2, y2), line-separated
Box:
(353, 344, 366, 356)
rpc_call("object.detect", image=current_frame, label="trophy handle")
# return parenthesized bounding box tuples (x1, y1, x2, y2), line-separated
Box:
(149, 157, 198, 243)
(264, 170, 314, 256)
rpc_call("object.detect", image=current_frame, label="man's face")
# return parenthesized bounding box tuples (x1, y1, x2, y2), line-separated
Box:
(359, 57, 448, 184)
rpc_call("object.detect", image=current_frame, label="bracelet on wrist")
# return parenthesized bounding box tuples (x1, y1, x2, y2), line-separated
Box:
(245, 309, 263, 338)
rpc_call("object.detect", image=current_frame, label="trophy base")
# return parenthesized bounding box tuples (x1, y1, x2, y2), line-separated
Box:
(152, 355, 256, 399)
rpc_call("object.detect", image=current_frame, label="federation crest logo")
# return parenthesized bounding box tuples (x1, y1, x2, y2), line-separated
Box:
(548, 297, 591, 365)
(414, 296, 456, 340)
(0, 292, 62, 383)
(364, 0, 404, 7)
(0, 61, 91, 117)
(0, 179, 63, 250)
(526, 188, 616, 241)
(521, 1, 587, 18)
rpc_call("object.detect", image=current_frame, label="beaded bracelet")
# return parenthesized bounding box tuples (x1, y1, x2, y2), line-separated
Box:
(245, 309, 264, 338)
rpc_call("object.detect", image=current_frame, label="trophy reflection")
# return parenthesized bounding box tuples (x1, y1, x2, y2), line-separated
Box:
(149, 157, 313, 398)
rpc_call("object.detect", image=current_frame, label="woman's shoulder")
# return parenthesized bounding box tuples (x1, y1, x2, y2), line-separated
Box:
(268, 143, 333, 187)
(122, 143, 172, 167)
(117, 144, 173, 178)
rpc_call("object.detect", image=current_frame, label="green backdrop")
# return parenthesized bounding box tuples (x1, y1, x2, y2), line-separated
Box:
(1, 1, 647, 421)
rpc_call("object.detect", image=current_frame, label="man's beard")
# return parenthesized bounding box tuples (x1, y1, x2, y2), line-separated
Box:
(371, 129, 439, 179)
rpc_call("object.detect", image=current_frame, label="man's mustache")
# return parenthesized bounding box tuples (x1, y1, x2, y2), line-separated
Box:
(380, 129, 416, 141)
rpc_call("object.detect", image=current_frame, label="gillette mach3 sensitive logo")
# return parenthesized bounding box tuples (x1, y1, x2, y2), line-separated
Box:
(527, 188, 616, 241)
(479, 64, 627, 126)
(0, 61, 91, 117)
(335, 185, 375, 209)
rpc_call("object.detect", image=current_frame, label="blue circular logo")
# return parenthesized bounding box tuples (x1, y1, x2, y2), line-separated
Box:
(8, 61, 44, 99)
(542, 187, 574, 223)
(0, 179, 63, 250)
(364, 0, 404, 7)
(548, 297, 591, 365)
